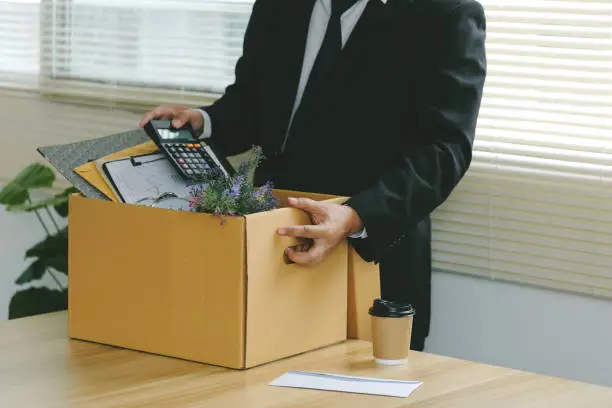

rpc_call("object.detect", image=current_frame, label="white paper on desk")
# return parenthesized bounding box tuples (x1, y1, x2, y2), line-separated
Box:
(270, 371, 422, 398)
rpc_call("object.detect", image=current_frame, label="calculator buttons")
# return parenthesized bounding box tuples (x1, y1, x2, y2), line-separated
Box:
(194, 144, 201, 148)
(178, 158, 185, 164)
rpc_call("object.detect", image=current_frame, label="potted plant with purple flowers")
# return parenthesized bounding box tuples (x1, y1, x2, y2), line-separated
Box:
(188, 146, 280, 219)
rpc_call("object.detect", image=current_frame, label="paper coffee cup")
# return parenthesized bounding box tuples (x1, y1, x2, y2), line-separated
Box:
(369, 299, 416, 365)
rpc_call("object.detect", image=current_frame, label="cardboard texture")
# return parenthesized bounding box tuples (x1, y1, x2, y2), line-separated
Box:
(347, 249, 381, 341)
(68, 190, 348, 369)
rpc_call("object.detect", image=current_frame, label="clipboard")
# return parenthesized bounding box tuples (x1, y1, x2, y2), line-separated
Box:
(74, 141, 159, 202)
(100, 152, 192, 204)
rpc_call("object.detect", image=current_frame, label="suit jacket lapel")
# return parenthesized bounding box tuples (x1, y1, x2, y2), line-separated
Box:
(267, 0, 316, 152)
(341, 0, 385, 55)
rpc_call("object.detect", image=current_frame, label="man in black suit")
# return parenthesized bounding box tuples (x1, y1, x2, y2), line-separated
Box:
(141, 0, 487, 351)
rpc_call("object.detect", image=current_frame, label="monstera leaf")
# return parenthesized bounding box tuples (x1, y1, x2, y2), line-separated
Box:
(0, 163, 55, 207)
(6, 187, 78, 215)
(14, 228, 69, 286)
(53, 187, 79, 218)
(9, 288, 68, 320)
(1, 162, 72, 319)
(15, 260, 48, 285)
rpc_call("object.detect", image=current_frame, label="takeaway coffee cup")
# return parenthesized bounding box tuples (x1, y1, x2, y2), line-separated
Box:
(369, 299, 416, 365)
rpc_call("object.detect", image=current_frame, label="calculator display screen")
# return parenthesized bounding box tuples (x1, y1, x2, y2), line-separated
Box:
(157, 128, 195, 141)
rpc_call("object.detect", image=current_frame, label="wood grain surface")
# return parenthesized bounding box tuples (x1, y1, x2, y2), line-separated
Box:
(1, 312, 611, 407)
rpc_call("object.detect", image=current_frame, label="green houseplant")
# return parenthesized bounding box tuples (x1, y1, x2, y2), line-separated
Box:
(0, 163, 76, 319)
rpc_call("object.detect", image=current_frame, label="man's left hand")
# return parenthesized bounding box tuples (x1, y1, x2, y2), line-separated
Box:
(277, 197, 364, 266)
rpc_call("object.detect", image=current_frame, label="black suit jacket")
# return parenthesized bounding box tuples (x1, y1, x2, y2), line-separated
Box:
(203, 0, 486, 345)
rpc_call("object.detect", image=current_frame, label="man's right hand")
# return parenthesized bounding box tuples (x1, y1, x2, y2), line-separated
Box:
(139, 105, 204, 134)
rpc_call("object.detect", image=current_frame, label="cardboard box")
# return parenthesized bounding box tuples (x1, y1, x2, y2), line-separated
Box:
(347, 248, 381, 341)
(68, 190, 348, 369)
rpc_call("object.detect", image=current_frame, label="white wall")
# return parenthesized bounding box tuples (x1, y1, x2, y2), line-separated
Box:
(0, 93, 140, 183)
(426, 271, 612, 388)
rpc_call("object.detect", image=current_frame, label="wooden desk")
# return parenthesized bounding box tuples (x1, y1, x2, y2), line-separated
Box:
(1, 312, 611, 407)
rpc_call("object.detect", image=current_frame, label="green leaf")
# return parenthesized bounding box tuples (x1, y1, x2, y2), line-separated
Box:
(15, 260, 48, 285)
(25, 227, 68, 275)
(0, 164, 55, 206)
(54, 187, 79, 218)
(0, 188, 28, 207)
(6, 185, 78, 214)
(8, 288, 68, 319)
(7, 193, 68, 213)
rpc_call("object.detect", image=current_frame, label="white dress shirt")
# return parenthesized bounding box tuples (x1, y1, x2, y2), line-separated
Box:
(196, 0, 372, 238)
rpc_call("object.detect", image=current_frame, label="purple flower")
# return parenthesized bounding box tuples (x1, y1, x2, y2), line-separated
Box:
(187, 145, 279, 218)
(189, 183, 206, 196)
(253, 181, 271, 199)
(251, 181, 278, 212)
(229, 176, 245, 199)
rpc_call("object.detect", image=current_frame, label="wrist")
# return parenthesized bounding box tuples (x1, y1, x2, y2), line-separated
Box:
(191, 111, 204, 135)
(189, 109, 205, 136)
(342, 205, 364, 237)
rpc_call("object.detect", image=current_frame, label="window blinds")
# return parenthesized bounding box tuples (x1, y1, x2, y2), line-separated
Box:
(432, 0, 612, 298)
(0, 0, 40, 90)
(38, 0, 255, 107)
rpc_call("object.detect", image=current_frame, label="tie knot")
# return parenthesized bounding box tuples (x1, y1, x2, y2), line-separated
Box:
(332, 0, 360, 17)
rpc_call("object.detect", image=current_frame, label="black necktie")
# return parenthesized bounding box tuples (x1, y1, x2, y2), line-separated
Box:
(282, 0, 361, 152)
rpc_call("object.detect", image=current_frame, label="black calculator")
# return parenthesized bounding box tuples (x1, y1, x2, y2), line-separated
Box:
(143, 120, 233, 180)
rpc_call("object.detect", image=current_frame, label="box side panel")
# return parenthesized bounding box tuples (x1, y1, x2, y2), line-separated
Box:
(244, 208, 348, 368)
(347, 247, 380, 340)
(68, 195, 246, 368)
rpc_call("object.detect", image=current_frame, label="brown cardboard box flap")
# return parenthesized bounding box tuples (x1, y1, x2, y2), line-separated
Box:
(244, 207, 348, 367)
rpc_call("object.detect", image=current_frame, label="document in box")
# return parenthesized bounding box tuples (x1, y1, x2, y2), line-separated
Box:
(101, 153, 192, 204)
(270, 371, 423, 398)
